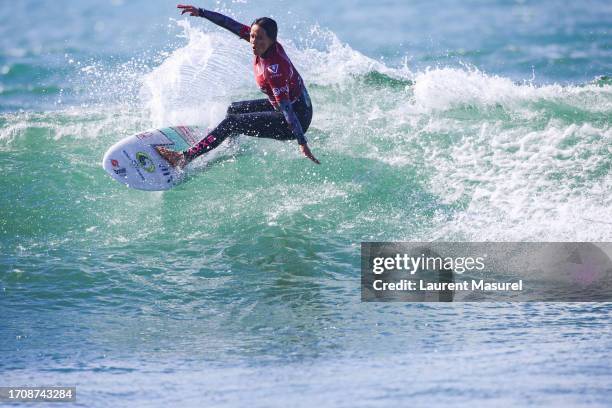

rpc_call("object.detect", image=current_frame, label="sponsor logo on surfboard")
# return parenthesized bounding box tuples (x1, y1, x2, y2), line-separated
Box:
(113, 168, 127, 177)
(136, 152, 155, 173)
(111, 159, 119, 167)
(122, 150, 146, 181)
(268, 64, 279, 74)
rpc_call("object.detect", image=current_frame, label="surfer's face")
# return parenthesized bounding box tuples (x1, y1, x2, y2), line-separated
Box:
(250, 24, 274, 56)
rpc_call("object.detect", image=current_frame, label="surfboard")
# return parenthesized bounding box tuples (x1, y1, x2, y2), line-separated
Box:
(102, 126, 207, 191)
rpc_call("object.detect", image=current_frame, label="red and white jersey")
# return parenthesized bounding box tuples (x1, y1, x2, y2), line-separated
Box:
(253, 42, 305, 108)
(197, 9, 306, 108)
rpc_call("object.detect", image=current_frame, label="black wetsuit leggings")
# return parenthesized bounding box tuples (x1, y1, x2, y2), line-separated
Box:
(184, 97, 313, 161)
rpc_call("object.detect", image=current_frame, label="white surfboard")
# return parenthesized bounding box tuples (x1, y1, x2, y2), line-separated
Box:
(102, 126, 208, 191)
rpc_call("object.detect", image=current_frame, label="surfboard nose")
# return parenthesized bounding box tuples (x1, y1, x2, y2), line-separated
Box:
(101, 129, 184, 191)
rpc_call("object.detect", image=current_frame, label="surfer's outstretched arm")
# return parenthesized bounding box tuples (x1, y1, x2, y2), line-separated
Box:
(177, 4, 250, 41)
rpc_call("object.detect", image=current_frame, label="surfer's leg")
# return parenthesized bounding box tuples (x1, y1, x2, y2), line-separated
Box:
(183, 111, 294, 162)
(158, 95, 314, 167)
(226, 97, 313, 139)
(183, 98, 312, 163)
(226, 99, 273, 115)
(218, 111, 297, 141)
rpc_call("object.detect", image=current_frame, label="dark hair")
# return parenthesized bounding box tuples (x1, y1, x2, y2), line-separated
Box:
(252, 17, 278, 41)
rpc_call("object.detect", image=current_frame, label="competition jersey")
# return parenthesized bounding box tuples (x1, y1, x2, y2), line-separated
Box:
(253, 43, 305, 108)
(199, 9, 306, 108)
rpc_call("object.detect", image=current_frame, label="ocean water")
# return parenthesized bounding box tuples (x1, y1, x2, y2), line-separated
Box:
(1, 0, 611, 406)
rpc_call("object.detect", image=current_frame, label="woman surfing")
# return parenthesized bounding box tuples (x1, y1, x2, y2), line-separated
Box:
(156, 4, 320, 168)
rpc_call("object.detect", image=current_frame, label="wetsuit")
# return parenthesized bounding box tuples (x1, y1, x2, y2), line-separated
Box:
(183, 9, 313, 162)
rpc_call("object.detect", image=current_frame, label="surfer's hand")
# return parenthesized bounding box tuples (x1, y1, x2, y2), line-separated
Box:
(177, 4, 202, 17)
(300, 144, 321, 165)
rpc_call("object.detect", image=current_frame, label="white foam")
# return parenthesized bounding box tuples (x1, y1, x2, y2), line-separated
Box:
(284, 26, 412, 86)
(424, 120, 612, 241)
(413, 66, 612, 113)
(140, 20, 252, 128)
(0, 105, 154, 159)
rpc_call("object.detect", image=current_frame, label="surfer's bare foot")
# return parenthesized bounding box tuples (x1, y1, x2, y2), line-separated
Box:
(155, 146, 187, 169)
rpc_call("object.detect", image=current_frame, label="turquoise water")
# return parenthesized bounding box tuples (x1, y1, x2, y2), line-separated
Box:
(1, 1, 611, 406)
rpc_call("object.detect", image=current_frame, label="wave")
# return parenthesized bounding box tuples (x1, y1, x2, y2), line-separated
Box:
(1, 20, 610, 243)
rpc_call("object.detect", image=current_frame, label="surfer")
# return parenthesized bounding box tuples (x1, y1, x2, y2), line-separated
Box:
(156, 4, 320, 168)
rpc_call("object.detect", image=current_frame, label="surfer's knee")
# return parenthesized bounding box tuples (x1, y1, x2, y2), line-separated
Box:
(226, 102, 241, 116)
(223, 115, 243, 131)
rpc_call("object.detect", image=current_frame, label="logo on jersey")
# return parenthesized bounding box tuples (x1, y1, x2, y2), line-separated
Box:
(267, 64, 279, 74)
(272, 84, 290, 97)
